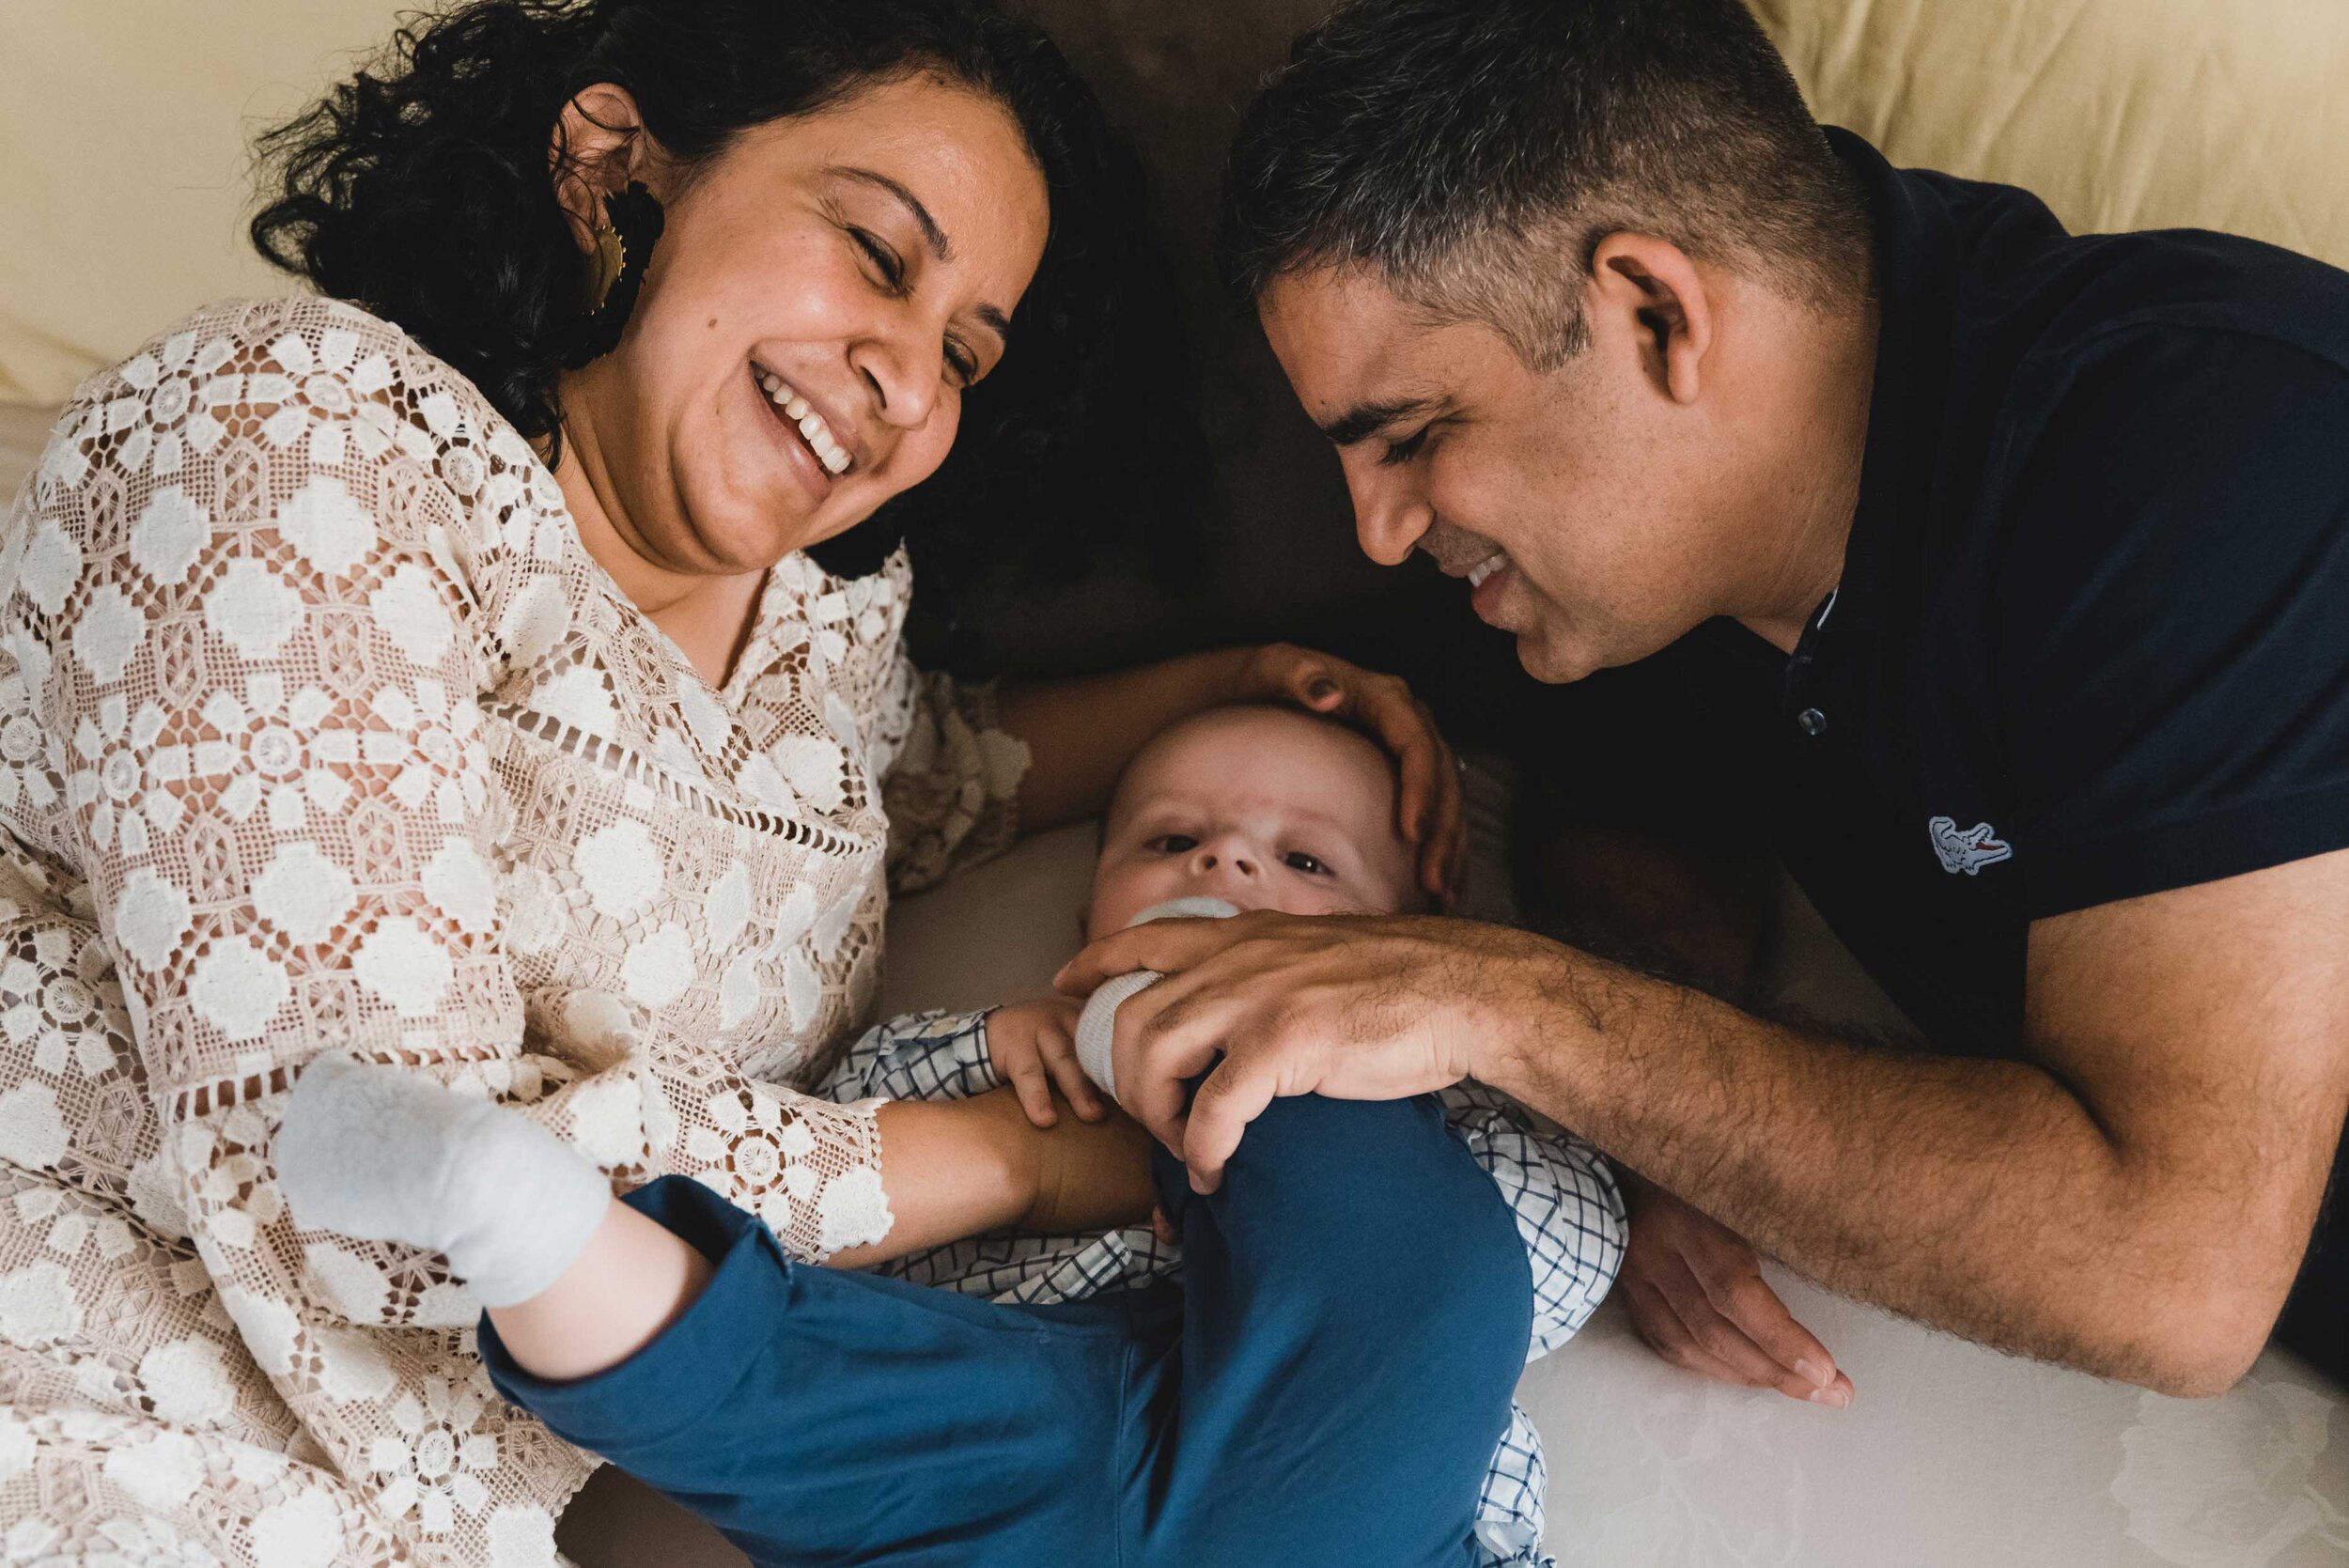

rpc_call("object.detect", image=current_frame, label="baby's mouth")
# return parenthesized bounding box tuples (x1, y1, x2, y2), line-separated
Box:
(751, 362, 853, 476)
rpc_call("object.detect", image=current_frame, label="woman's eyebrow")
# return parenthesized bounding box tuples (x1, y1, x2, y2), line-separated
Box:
(827, 165, 954, 259)
(824, 165, 1015, 344)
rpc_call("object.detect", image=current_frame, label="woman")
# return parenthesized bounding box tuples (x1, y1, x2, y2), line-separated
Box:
(0, 1, 1468, 1561)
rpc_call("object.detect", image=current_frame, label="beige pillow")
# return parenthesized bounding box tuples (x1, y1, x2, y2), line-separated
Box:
(1754, 0, 2349, 269)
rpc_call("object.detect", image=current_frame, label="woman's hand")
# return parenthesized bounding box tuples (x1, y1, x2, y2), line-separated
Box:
(990, 1088, 1159, 1235)
(987, 996, 1104, 1126)
(857, 1088, 1157, 1264)
(1222, 643, 1467, 903)
(995, 645, 1467, 902)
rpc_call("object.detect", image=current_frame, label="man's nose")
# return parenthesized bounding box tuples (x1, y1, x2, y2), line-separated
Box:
(1349, 471, 1433, 567)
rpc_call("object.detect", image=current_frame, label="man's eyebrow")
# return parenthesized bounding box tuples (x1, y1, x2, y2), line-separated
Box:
(827, 165, 1016, 348)
(1318, 396, 1439, 448)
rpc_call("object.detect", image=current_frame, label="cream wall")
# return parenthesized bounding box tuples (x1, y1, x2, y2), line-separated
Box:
(4, 0, 2346, 406)
(0, 1, 408, 402)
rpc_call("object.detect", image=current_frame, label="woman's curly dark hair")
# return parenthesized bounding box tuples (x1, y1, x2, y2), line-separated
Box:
(250, 0, 1202, 607)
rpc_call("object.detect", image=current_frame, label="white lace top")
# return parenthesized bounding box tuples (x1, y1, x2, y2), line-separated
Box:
(0, 296, 1028, 1566)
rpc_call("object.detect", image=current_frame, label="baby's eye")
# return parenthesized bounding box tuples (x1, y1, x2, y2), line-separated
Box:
(1147, 834, 1199, 855)
(1283, 851, 1330, 877)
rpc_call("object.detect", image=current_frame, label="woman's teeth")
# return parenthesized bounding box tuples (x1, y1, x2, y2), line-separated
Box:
(1467, 552, 1510, 589)
(754, 366, 851, 475)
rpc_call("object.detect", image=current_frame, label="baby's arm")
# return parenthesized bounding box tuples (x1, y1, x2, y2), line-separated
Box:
(1440, 1082, 1627, 1358)
(821, 1009, 1003, 1104)
(825, 1001, 1102, 1126)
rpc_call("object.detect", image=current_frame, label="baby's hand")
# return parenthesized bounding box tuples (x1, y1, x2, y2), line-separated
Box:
(987, 996, 1105, 1126)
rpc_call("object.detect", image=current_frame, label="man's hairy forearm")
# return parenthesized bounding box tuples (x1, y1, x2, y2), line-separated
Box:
(1474, 946, 2225, 1389)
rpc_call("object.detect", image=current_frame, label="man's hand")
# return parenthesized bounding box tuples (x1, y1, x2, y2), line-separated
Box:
(986, 997, 1102, 1126)
(1619, 1177, 1854, 1407)
(1054, 910, 1545, 1188)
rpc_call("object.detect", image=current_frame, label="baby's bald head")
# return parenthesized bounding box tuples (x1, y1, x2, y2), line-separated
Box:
(1087, 705, 1423, 940)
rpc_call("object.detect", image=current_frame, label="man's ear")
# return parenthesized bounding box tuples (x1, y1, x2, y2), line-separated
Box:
(549, 83, 651, 254)
(1586, 232, 1716, 406)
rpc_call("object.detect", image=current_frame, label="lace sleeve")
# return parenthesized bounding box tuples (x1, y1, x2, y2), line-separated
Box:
(877, 657, 1032, 894)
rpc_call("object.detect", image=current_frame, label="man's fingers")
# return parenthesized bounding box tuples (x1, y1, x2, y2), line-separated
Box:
(1054, 916, 1252, 996)
(1653, 1251, 1822, 1400)
(1003, 1055, 1058, 1127)
(1698, 1266, 1843, 1399)
(1178, 1048, 1285, 1193)
(1112, 975, 1235, 1151)
(1625, 1280, 1769, 1388)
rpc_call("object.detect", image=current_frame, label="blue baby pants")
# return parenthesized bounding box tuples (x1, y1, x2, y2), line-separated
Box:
(479, 1091, 1534, 1566)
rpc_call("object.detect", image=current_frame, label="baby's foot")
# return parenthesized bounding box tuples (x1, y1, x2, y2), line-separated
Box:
(275, 1054, 612, 1306)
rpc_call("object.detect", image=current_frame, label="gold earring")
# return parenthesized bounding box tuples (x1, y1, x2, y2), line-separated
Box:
(585, 221, 629, 313)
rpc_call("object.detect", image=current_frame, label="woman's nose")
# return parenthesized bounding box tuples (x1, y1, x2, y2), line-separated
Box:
(849, 328, 942, 433)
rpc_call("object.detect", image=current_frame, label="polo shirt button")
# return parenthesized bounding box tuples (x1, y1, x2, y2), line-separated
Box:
(1795, 707, 1829, 737)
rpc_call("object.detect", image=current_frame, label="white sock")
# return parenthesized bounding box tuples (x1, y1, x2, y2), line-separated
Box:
(274, 1053, 614, 1308)
(1073, 897, 1239, 1102)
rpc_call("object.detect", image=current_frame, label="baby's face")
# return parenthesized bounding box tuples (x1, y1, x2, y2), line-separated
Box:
(1086, 706, 1422, 940)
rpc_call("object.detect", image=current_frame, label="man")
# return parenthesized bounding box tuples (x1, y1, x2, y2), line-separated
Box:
(1062, 0, 2349, 1395)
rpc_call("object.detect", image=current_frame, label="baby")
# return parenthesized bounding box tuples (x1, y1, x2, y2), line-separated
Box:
(277, 705, 1623, 1568)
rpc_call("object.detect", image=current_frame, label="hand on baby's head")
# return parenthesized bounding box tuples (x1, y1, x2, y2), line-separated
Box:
(1085, 705, 1425, 941)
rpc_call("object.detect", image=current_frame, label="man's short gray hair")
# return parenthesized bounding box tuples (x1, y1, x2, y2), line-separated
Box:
(1220, 0, 1874, 368)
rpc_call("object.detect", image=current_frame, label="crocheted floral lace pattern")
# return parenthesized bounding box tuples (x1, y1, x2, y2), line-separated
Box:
(0, 296, 1026, 1565)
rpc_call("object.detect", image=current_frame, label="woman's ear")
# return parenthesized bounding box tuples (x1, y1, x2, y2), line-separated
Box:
(549, 83, 650, 253)
(1585, 232, 1717, 406)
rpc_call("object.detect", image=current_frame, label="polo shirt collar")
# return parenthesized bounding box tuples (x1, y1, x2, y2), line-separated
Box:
(1818, 128, 1963, 641)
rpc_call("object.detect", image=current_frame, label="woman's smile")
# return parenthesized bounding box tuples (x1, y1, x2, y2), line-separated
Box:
(745, 359, 843, 508)
(752, 360, 856, 475)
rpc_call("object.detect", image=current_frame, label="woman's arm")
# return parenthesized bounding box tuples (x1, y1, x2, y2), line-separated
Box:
(994, 647, 1247, 832)
(831, 1090, 1156, 1267)
(999, 643, 1470, 898)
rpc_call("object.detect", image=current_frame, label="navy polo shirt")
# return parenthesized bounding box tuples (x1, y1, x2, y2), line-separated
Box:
(1672, 129, 2349, 1059)
(1661, 131, 2349, 1378)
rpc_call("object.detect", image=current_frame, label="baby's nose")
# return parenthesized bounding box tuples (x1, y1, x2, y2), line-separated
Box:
(1190, 846, 1259, 878)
